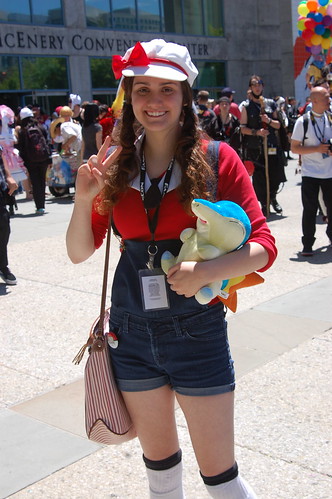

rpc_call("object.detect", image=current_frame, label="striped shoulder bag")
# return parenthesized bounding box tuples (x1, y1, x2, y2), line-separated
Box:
(73, 213, 136, 445)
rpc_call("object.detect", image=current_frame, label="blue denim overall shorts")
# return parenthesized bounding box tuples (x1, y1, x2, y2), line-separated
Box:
(109, 239, 235, 396)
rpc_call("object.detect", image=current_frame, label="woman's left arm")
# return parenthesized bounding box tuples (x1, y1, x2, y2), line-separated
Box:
(167, 142, 276, 297)
(167, 242, 268, 298)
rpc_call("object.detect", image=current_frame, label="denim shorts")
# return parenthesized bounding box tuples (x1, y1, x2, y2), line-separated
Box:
(108, 302, 235, 396)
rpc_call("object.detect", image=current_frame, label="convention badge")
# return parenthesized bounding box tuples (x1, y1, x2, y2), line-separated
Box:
(139, 268, 170, 311)
(267, 147, 277, 155)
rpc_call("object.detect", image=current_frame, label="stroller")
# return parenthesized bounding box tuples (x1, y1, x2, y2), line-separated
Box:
(47, 152, 79, 197)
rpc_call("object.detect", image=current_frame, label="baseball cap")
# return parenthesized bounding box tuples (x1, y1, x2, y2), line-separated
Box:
(219, 96, 231, 104)
(112, 39, 198, 87)
(19, 107, 34, 120)
(221, 87, 235, 96)
(69, 94, 81, 109)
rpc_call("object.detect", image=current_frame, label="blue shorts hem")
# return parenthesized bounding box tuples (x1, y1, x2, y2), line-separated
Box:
(117, 376, 235, 396)
(174, 383, 235, 396)
(116, 375, 169, 392)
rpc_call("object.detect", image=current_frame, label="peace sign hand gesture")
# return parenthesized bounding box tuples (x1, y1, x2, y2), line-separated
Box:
(75, 136, 122, 202)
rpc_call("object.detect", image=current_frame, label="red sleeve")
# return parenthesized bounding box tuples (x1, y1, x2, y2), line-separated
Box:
(230, 103, 241, 120)
(91, 206, 109, 249)
(215, 142, 277, 272)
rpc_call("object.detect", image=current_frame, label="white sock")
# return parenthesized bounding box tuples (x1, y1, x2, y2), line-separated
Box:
(205, 474, 258, 499)
(145, 460, 186, 499)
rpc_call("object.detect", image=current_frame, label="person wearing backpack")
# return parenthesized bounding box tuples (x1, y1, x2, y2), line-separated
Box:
(291, 86, 332, 257)
(17, 107, 51, 214)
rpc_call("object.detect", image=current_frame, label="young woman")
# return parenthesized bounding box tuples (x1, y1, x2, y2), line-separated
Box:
(66, 39, 277, 498)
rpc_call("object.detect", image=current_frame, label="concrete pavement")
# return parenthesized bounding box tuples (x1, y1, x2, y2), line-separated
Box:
(0, 158, 331, 498)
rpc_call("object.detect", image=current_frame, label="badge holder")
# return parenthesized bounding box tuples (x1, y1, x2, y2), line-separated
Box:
(138, 244, 170, 311)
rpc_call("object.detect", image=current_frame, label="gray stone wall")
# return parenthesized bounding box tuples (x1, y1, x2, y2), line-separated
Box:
(0, 0, 294, 104)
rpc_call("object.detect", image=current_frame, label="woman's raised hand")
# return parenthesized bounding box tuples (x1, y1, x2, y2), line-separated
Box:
(75, 136, 122, 201)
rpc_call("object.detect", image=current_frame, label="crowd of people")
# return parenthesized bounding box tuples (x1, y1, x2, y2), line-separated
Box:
(1, 66, 331, 282)
(0, 94, 118, 285)
(1, 71, 331, 282)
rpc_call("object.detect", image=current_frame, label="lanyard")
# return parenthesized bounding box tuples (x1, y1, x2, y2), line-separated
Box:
(310, 111, 326, 143)
(139, 154, 175, 269)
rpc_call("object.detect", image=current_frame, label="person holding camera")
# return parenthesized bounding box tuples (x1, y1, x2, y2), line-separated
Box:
(291, 86, 332, 257)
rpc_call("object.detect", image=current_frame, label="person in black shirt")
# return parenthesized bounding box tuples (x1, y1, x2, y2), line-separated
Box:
(195, 90, 220, 140)
(240, 75, 287, 216)
(0, 147, 17, 284)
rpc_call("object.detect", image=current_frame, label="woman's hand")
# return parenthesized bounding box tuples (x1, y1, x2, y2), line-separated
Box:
(166, 261, 208, 297)
(75, 136, 122, 201)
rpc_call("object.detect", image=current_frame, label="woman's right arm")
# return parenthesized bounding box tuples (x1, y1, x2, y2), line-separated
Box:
(66, 138, 122, 263)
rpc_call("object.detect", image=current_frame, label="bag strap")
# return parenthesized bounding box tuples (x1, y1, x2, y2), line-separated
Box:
(298, 113, 309, 169)
(302, 113, 309, 145)
(97, 212, 112, 337)
(72, 211, 112, 364)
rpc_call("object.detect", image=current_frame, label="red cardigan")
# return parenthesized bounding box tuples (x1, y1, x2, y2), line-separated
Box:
(91, 142, 277, 273)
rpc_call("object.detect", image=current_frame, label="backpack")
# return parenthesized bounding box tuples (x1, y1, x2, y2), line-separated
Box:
(24, 124, 50, 163)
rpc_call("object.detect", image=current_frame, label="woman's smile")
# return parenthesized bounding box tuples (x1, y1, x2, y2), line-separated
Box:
(145, 111, 167, 118)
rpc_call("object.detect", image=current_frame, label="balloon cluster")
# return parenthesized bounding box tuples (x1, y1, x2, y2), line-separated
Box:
(298, 0, 332, 56)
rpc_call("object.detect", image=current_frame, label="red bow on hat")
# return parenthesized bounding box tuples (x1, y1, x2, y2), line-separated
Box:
(112, 42, 150, 80)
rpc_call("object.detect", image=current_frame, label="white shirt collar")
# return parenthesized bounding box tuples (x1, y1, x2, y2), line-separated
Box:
(130, 134, 182, 193)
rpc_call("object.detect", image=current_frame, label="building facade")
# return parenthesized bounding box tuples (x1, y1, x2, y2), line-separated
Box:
(0, 0, 294, 114)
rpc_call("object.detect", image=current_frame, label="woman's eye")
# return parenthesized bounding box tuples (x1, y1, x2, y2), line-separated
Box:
(162, 87, 173, 94)
(137, 87, 149, 94)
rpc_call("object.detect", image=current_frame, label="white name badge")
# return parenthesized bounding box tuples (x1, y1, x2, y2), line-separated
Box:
(139, 268, 170, 311)
(268, 147, 277, 155)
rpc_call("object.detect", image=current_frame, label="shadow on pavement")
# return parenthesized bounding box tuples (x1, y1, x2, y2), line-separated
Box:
(290, 245, 332, 265)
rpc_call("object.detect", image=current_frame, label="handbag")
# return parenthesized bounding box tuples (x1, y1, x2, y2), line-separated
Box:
(73, 214, 136, 445)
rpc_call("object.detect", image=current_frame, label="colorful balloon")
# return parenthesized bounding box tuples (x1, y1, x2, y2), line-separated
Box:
(322, 15, 332, 25)
(307, 1, 319, 12)
(321, 37, 331, 48)
(305, 17, 316, 29)
(311, 44, 322, 53)
(298, 3, 309, 15)
(298, 18, 306, 30)
(314, 12, 324, 22)
(311, 33, 323, 44)
(315, 23, 326, 34)
(318, 0, 329, 6)
(302, 28, 314, 40)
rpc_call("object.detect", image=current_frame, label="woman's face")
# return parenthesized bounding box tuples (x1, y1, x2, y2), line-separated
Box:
(131, 76, 183, 134)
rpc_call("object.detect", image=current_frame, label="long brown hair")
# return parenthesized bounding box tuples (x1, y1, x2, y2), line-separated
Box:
(101, 77, 216, 214)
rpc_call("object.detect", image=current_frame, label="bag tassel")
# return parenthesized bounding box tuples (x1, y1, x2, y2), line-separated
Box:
(72, 309, 109, 365)
(72, 336, 93, 365)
